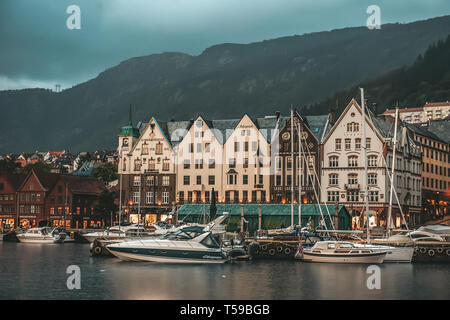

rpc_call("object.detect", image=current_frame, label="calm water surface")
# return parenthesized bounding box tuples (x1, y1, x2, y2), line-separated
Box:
(0, 242, 448, 300)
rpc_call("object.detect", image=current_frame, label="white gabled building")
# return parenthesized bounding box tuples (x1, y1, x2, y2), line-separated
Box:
(320, 99, 422, 229)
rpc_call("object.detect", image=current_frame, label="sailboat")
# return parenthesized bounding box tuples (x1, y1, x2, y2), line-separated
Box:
(356, 97, 413, 262)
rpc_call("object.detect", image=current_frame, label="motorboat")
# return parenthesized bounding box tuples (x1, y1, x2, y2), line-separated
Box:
(16, 227, 67, 244)
(352, 243, 414, 262)
(374, 230, 446, 245)
(296, 241, 387, 264)
(106, 225, 228, 264)
(82, 224, 162, 243)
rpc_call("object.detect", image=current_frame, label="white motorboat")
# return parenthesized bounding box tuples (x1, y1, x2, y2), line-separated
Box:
(106, 225, 228, 264)
(82, 224, 163, 243)
(296, 241, 387, 264)
(16, 227, 67, 244)
(353, 243, 414, 262)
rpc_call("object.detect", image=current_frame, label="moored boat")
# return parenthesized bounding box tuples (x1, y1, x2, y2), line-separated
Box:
(353, 243, 414, 262)
(296, 241, 387, 263)
(106, 225, 228, 264)
(16, 227, 67, 244)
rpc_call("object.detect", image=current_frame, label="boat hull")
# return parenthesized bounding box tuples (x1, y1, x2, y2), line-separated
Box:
(300, 251, 386, 264)
(107, 246, 227, 264)
(17, 236, 58, 244)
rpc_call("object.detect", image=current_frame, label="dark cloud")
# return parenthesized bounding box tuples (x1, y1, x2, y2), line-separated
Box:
(0, 0, 449, 90)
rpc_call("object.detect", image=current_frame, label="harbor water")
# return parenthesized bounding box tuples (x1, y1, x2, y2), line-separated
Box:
(0, 242, 448, 300)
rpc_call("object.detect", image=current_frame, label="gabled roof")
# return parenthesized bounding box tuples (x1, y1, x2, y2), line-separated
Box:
(58, 175, 105, 195)
(404, 122, 446, 143)
(424, 120, 450, 144)
(18, 170, 60, 192)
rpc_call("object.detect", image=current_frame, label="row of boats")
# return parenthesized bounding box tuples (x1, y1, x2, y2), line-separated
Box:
(11, 216, 449, 264)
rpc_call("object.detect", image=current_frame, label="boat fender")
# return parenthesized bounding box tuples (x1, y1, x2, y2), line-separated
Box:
(414, 247, 419, 253)
(419, 247, 427, 254)
(260, 244, 268, 251)
(276, 246, 283, 252)
(436, 248, 443, 254)
(284, 247, 291, 255)
(248, 242, 260, 256)
(228, 247, 247, 258)
(427, 249, 435, 257)
(268, 248, 276, 256)
(93, 246, 102, 255)
(447, 249, 450, 256)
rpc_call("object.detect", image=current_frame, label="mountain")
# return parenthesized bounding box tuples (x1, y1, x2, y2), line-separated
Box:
(1, 15, 450, 154)
(306, 34, 450, 116)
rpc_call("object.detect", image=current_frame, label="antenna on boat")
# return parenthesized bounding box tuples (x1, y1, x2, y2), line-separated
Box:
(290, 106, 294, 227)
(298, 122, 302, 230)
(360, 88, 371, 244)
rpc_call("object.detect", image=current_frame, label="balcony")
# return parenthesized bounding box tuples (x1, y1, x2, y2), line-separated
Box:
(345, 183, 360, 190)
(254, 184, 264, 189)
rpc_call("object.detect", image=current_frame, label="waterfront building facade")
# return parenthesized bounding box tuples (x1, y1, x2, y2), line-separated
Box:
(404, 123, 450, 220)
(321, 99, 422, 229)
(271, 111, 331, 204)
(117, 116, 181, 225)
(0, 172, 25, 230)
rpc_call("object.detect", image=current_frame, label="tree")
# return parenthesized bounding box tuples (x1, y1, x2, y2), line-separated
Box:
(93, 190, 118, 227)
(0, 158, 21, 173)
(92, 162, 118, 183)
(24, 162, 50, 173)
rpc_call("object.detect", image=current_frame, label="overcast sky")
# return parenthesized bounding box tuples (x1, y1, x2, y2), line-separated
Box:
(0, 0, 449, 91)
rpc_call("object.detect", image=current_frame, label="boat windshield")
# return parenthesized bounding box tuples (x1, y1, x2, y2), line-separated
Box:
(200, 233, 220, 248)
(162, 227, 204, 240)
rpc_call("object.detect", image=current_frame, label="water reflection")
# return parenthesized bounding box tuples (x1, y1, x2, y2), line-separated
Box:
(0, 243, 448, 300)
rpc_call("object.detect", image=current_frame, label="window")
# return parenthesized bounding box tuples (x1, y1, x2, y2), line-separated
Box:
(276, 175, 282, 186)
(133, 176, 140, 186)
(252, 141, 257, 152)
(366, 138, 371, 149)
(163, 159, 170, 171)
(205, 143, 210, 153)
(133, 192, 140, 204)
(355, 138, 361, 150)
(335, 139, 342, 151)
(156, 143, 163, 155)
(243, 158, 249, 168)
(162, 192, 169, 204)
(369, 191, 379, 202)
(287, 175, 292, 186)
(197, 143, 202, 153)
(134, 159, 141, 171)
(329, 156, 339, 167)
(368, 156, 377, 167)
(368, 173, 377, 185)
(183, 176, 190, 185)
(244, 141, 249, 152)
(329, 174, 338, 185)
(228, 175, 236, 185)
(205, 191, 210, 203)
(208, 159, 215, 169)
(196, 176, 202, 185)
(50, 207, 55, 215)
(287, 157, 292, 170)
(148, 158, 155, 170)
(57, 186, 63, 193)
(146, 192, 154, 204)
(347, 191, 359, 202)
(348, 156, 358, 167)
(345, 139, 351, 150)
(234, 142, 239, 152)
(162, 176, 170, 186)
(146, 176, 154, 186)
(195, 159, 203, 169)
(178, 191, 184, 203)
(188, 191, 193, 203)
(189, 143, 194, 153)
(327, 191, 339, 202)
(184, 160, 190, 169)
(275, 157, 282, 170)
(348, 174, 358, 185)
(252, 191, 257, 202)
(229, 158, 236, 168)
(208, 175, 215, 185)
(243, 191, 248, 202)
(142, 146, 149, 155)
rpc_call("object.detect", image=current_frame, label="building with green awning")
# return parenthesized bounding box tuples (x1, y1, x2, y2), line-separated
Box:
(177, 204, 351, 233)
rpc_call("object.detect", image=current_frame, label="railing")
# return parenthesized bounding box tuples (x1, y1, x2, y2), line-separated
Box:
(345, 183, 360, 190)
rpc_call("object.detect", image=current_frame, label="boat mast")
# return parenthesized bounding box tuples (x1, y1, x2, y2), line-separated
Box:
(119, 151, 123, 232)
(387, 107, 399, 237)
(138, 163, 142, 234)
(360, 88, 371, 244)
(64, 181, 68, 229)
(298, 122, 302, 229)
(291, 107, 294, 227)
